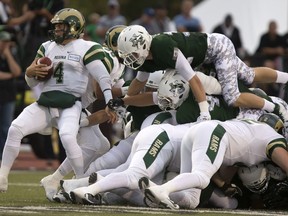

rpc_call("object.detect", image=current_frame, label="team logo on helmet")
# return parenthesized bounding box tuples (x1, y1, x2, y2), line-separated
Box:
(169, 81, 186, 96)
(129, 34, 145, 49)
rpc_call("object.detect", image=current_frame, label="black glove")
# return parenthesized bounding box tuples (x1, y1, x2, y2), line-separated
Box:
(220, 182, 243, 197)
(262, 180, 288, 209)
(107, 98, 124, 110)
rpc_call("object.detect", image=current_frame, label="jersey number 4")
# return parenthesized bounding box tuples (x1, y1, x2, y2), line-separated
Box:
(53, 62, 64, 84)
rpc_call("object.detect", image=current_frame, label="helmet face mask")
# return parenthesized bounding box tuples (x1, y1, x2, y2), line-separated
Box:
(122, 52, 145, 69)
(49, 8, 85, 44)
(117, 25, 152, 70)
(157, 69, 189, 111)
(158, 95, 174, 111)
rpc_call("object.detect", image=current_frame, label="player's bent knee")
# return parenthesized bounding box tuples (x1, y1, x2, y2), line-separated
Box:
(59, 132, 76, 145)
(194, 172, 210, 189)
(8, 124, 25, 141)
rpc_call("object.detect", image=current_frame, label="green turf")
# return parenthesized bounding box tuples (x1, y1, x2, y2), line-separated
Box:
(0, 171, 282, 216)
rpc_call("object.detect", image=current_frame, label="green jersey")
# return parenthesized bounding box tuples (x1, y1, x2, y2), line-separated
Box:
(176, 91, 239, 124)
(139, 32, 208, 72)
(127, 105, 162, 132)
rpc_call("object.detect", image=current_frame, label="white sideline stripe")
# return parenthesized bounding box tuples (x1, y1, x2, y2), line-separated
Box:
(9, 183, 40, 187)
(0, 205, 287, 215)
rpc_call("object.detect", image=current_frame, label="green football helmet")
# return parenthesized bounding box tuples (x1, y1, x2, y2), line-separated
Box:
(104, 25, 126, 56)
(258, 113, 284, 135)
(49, 8, 85, 44)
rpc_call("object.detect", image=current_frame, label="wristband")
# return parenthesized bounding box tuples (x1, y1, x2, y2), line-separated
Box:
(198, 101, 209, 113)
(80, 118, 89, 127)
(121, 86, 129, 96)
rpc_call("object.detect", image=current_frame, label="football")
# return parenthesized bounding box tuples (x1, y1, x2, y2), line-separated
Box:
(36, 57, 54, 81)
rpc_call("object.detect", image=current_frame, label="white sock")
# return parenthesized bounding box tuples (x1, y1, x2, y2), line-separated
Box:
(276, 71, 288, 83)
(0, 146, 20, 177)
(54, 158, 73, 179)
(68, 156, 84, 178)
(262, 99, 276, 112)
(51, 169, 65, 181)
(68, 176, 89, 187)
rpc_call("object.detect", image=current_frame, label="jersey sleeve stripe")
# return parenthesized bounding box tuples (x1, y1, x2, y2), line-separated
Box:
(36, 45, 45, 58)
(83, 45, 105, 65)
(101, 57, 114, 73)
(266, 138, 287, 159)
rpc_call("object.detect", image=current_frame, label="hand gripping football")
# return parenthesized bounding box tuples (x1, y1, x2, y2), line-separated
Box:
(36, 57, 54, 81)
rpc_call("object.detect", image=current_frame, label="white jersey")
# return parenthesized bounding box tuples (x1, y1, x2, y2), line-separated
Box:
(36, 40, 120, 102)
(39, 39, 95, 96)
(180, 119, 286, 179)
(219, 119, 284, 166)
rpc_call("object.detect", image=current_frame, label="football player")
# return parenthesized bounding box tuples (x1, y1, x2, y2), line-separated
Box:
(39, 24, 136, 202)
(0, 8, 117, 193)
(117, 25, 288, 125)
(143, 113, 288, 210)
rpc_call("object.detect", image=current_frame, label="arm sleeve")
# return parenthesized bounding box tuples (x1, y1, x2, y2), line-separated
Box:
(25, 74, 39, 88)
(136, 71, 150, 82)
(152, 91, 158, 105)
(175, 48, 196, 81)
(86, 60, 113, 104)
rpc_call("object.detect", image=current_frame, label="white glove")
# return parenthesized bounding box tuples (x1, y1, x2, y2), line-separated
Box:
(197, 112, 211, 122)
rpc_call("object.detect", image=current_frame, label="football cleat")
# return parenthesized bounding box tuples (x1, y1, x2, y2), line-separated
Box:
(40, 175, 59, 201)
(0, 175, 8, 192)
(144, 186, 179, 210)
(88, 172, 98, 184)
(83, 193, 103, 205)
(143, 197, 161, 208)
(69, 186, 91, 204)
(52, 190, 71, 203)
(138, 176, 157, 192)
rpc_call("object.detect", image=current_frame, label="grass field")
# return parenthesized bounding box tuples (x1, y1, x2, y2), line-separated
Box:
(0, 171, 287, 216)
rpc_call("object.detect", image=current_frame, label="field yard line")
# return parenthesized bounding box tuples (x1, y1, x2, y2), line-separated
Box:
(9, 183, 39, 187)
(0, 205, 287, 215)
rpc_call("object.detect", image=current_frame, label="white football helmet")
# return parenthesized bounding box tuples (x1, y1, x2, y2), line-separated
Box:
(157, 69, 190, 110)
(145, 70, 165, 89)
(238, 163, 270, 194)
(266, 162, 286, 181)
(117, 25, 152, 70)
